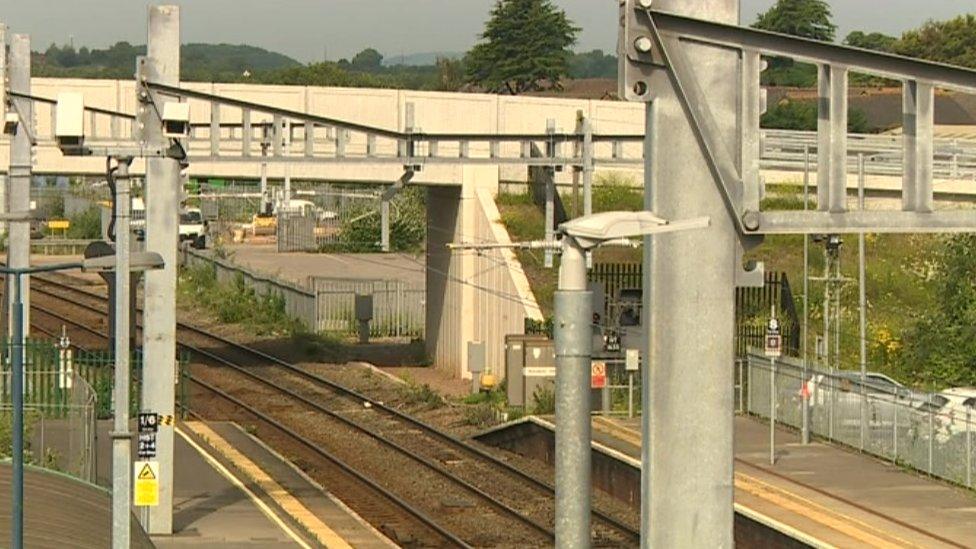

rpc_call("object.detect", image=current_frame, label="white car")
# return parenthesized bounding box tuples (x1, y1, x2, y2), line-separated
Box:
(933, 388, 976, 441)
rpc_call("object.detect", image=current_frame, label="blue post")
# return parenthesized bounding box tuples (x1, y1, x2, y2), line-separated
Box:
(11, 273, 24, 549)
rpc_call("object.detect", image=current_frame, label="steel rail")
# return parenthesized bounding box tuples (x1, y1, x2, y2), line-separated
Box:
(30, 275, 641, 543)
(23, 291, 475, 549)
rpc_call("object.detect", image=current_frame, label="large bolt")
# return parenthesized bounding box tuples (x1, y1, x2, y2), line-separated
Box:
(634, 36, 653, 53)
(742, 211, 761, 232)
(637, 0, 653, 8)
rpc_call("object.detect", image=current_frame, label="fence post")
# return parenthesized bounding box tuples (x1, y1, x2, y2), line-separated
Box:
(928, 405, 935, 475)
(770, 357, 776, 465)
(893, 385, 899, 465)
(737, 359, 744, 413)
(747, 356, 753, 414)
(967, 407, 972, 488)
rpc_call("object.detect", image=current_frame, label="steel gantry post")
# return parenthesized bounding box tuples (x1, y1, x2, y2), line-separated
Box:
(6, 34, 31, 342)
(624, 1, 742, 546)
(140, 4, 180, 535)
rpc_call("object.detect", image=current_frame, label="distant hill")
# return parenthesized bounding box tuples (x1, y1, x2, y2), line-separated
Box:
(33, 42, 301, 80)
(382, 51, 462, 67)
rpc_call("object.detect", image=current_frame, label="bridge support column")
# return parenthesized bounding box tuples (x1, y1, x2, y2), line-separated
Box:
(141, 4, 180, 535)
(640, 1, 739, 547)
(426, 166, 513, 379)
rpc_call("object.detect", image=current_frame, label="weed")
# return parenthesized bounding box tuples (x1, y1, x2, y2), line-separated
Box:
(399, 382, 444, 410)
(463, 402, 499, 427)
(531, 384, 556, 415)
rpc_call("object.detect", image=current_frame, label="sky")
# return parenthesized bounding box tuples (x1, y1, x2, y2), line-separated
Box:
(1, 1, 973, 63)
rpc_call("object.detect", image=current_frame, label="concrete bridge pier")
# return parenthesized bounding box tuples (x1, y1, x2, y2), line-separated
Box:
(426, 166, 543, 382)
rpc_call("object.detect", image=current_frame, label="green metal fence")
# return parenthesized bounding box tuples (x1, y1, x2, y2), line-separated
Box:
(0, 338, 190, 484)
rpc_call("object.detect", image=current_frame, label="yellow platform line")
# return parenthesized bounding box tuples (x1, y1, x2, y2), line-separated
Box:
(175, 425, 313, 549)
(182, 421, 353, 549)
(591, 417, 920, 548)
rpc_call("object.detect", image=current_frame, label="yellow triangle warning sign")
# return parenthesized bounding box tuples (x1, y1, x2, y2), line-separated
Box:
(138, 463, 156, 480)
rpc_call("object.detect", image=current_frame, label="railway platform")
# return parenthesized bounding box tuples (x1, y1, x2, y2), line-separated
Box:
(89, 419, 393, 548)
(477, 415, 976, 548)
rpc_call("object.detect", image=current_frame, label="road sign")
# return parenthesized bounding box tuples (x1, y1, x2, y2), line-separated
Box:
(625, 349, 640, 372)
(133, 461, 159, 507)
(138, 412, 158, 433)
(138, 433, 157, 459)
(591, 361, 607, 389)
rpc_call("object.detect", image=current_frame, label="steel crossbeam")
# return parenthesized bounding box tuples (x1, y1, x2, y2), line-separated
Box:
(621, 4, 976, 236)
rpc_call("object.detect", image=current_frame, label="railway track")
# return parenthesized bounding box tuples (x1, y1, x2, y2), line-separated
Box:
(26, 275, 641, 547)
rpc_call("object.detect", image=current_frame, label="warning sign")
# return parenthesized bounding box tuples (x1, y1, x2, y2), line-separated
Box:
(134, 461, 159, 507)
(591, 361, 607, 389)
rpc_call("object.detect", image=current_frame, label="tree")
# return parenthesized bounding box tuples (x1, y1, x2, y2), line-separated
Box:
(897, 234, 976, 387)
(753, 0, 837, 42)
(465, 0, 580, 94)
(843, 31, 897, 52)
(350, 48, 384, 72)
(894, 15, 976, 68)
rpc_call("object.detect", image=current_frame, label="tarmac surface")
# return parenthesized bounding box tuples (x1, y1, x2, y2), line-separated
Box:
(213, 244, 426, 290)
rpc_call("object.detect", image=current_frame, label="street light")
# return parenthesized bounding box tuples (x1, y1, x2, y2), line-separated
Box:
(2, 252, 163, 549)
(553, 211, 708, 549)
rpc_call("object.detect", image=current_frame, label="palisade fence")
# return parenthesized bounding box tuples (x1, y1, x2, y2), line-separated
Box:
(310, 277, 424, 339)
(182, 249, 425, 339)
(741, 352, 976, 490)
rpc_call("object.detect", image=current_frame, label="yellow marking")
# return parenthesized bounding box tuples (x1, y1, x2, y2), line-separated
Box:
(735, 473, 916, 548)
(47, 219, 70, 230)
(175, 426, 313, 549)
(592, 417, 921, 548)
(184, 421, 353, 549)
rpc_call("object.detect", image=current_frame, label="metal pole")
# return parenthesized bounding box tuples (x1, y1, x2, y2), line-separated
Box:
(7, 35, 31, 341)
(140, 5, 179, 534)
(582, 116, 594, 268)
(802, 145, 811, 444)
(966, 407, 972, 488)
(642, 0, 739, 540)
(858, 154, 867, 452)
(628, 371, 634, 419)
(893, 385, 899, 464)
(111, 159, 133, 549)
(928, 405, 934, 475)
(554, 238, 592, 549)
(770, 356, 776, 465)
(381, 198, 391, 252)
(11, 273, 24, 549)
(544, 119, 556, 269)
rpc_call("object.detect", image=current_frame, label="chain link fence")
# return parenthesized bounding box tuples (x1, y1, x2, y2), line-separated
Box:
(742, 352, 976, 489)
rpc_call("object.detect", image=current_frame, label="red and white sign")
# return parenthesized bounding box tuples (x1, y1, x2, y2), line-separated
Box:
(591, 361, 607, 389)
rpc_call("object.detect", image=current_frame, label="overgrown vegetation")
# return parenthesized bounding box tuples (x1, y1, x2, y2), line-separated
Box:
(497, 174, 643, 315)
(66, 208, 102, 239)
(398, 380, 444, 410)
(531, 384, 556, 415)
(319, 187, 426, 253)
(179, 263, 296, 335)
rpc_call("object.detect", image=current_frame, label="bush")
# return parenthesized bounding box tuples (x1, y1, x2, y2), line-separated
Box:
(322, 187, 426, 253)
(762, 99, 872, 133)
(593, 174, 643, 212)
(67, 207, 102, 239)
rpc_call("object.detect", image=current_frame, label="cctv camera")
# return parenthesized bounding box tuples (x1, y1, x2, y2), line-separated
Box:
(3, 113, 19, 136)
(162, 102, 190, 139)
(55, 92, 86, 153)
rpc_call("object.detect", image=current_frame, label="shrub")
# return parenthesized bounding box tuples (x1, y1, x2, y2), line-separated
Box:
(532, 384, 556, 415)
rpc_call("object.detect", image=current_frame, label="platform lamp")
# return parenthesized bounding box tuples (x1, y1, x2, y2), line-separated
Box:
(553, 211, 709, 548)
